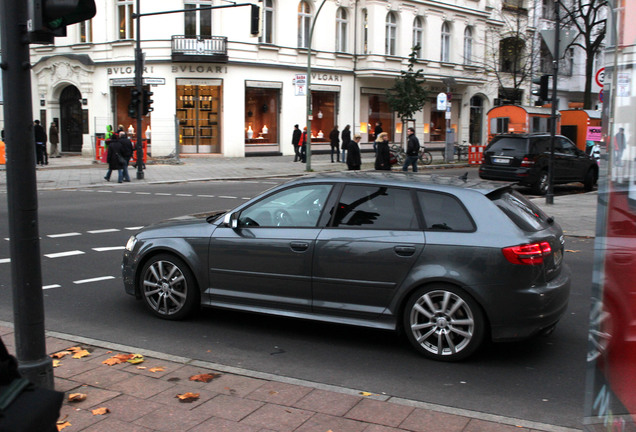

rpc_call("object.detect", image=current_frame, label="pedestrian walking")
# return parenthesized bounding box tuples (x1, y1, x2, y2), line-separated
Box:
(118, 131, 134, 182)
(373, 122, 383, 153)
(614, 127, 626, 166)
(374, 132, 391, 171)
(300, 127, 307, 163)
(49, 122, 60, 158)
(329, 125, 340, 162)
(291, 124, 302, 162)
(106, 135, 127, 183)
(341, 125, 351, 163)
(34, 120, 48, 166)
(347, 134, 362, 171)
(402, 127, 420, 172)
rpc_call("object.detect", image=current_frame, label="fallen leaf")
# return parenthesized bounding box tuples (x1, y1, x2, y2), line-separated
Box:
(359, 391, 374, 397)
(52, 359, 61, 368)
(68, 393, 87, 402)
(72, 349, 90, 359)
(127, 354, 144, 364)
(565, 249, 580, 253)
(102, 353, 134, 366)
(189, 373, 220, 383)
(66, 346, 83, 353)
(51, 350, 71, 359)
(149, 367, 165, 373)
(56, 421, 71, 431)
(136, 366, 147, 370)
(91, 407, 110, 415)
(176, 392, 200, 402)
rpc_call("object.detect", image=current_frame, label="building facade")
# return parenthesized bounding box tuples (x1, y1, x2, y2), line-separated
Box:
(28, 0, 539, 158)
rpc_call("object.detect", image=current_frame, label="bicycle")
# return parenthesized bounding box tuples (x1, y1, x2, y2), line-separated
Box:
(390, 144, 433, 166)
(454, 141, 469, 161)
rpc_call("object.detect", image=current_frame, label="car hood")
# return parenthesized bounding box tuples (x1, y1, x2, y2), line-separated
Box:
(136, 210, 227, 239)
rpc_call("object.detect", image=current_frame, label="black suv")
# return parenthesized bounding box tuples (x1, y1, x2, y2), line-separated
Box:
(478, 133, 598, 194)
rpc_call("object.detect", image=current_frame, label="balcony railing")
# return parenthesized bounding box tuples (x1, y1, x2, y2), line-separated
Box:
(171, 35, 228, 63)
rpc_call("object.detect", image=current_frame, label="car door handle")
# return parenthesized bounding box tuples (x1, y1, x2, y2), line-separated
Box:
(290, 241, 309, 252)
(394, 245, 416, 256)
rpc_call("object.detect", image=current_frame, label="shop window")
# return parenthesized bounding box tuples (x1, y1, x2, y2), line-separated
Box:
(245, 87, 279, 145)
(310, 91, 337, 142)
(367, 94, 393, 141)
(177, 82, 222, 154)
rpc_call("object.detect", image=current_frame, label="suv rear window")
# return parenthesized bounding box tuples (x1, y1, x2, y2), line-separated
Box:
(485, 137, 529, 157)
(489, 189, 551, 232)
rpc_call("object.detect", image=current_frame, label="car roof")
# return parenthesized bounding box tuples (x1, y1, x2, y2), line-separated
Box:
(491, 133, 568, 140)
(290, 172, 511, 195)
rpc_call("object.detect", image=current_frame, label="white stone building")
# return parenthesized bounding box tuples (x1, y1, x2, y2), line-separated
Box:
(27, 0, 540, 158)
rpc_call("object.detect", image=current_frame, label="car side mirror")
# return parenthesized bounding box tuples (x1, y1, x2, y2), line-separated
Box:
(223, 212, 239, 229)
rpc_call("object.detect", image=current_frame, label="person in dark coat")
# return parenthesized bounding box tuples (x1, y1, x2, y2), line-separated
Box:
(329, 125, 340, 162)
(402, 127, 421, 172)
(374, 132, 391, 170)
(341, 125, 351, 163)
(291, 124, 302, 162)
(118, 131, 134, 182)
(300, 127, 307, 163)
(347, 134, 362, 171)
(34, 120, 48, 166)
(49, 122, 60, 158)
(106, 136, 127, 183)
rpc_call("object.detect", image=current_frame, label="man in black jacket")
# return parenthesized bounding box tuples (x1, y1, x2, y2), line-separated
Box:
(34, 120, 48, 166)
(402, 127, 420, 172)
(291, 124, 302, 162)
(118, 131, 134, 182)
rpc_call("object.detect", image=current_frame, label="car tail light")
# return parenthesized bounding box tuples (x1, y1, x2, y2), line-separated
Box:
(520, 157, 534, 167)
(502, 241, 552, 265)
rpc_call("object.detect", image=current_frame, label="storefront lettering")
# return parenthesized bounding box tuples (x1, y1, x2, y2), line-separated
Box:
(171, 65, 228, 74)
(107, 66, 154, 75)
(311, 73, 342, 82)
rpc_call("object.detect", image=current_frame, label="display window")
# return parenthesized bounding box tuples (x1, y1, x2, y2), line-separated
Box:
(245, 87, 279, 146)
(310, 91, 337, 142)
(367, 94, 393, 142)
(177, 80, 222, 154)
(113, 86, 150, 142)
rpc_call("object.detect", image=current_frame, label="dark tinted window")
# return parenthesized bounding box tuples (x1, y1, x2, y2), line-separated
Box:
(530, 137, 550, 153)
(333, 185, 417, 229)
(417, 191, 475, 231)
(556, 137, 577, 155)
(490, 189, 551, 231)
(485, 137, 529, 157)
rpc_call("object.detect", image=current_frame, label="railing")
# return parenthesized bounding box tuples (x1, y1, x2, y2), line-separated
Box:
(171, 36, 228, 62)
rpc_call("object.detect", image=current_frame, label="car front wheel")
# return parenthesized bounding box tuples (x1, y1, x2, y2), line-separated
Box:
(140, 254, 199, 320)
(403, 285, 485, 361)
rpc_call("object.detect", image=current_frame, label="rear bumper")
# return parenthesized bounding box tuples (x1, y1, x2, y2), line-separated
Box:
(479, 165, 538, 185)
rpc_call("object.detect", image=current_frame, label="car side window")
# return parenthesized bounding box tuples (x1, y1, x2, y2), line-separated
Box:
(332, 185, 417, 230)
(239, 184, 332, 227)
(531, 138, 549, 154)
(558, 138, 577, 155)
(417, 191, 475, 232)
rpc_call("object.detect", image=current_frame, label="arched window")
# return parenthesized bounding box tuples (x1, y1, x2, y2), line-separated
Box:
(464, 27, 473, 65)
(260, 0, 274, 44)
(336, 8, 348, 52)
(441, 22, 451, 62)
(385, 12, 397, 56)
(412, 17, 423, 57)
(298, 1, 311, 48)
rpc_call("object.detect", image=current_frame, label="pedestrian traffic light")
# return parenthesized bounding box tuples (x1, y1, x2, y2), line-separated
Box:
(250, 4, 261, 37)
(532, 74, 552, 101)
(28, 0, 97, 44)
(142, 90, 154, 116)
(128, 88, 141, 119)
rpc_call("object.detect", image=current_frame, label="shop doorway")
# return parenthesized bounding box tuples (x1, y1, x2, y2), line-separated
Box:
(469, 96, 484, 145)
(177, 80, 222, 154)
(60, 85, 83, 152)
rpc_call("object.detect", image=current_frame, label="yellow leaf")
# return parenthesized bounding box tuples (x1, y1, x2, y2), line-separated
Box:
(56, 421, 71, 431)
(149, 367, 165, 373)
(102, 353, 134, 366)
(66, 346, 83, 353)
(359, 391, 374, 397)
(127, 354, 144, 364)
(68, 393, 87, 402)
(176, 392, 200, 402)
(51, 350, 71, 359)
(72, 349, 90, 359)
(91, 407, 110, 415)
(52, 359, 61, 368)
(189, 373, 220, 383)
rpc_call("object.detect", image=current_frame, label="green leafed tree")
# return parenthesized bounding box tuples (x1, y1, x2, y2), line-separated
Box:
(386, 46, 427, 147)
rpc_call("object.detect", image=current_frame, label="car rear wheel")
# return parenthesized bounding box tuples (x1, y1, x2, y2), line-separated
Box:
(583, 168, 596, 191)
(140, 254, 199, 320)
(403, 285, 485, 361)
(533, 170, 549, 195)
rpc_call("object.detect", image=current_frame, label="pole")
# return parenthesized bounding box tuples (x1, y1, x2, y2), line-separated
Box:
(305, 0, 327, 172)
(0, 0, 54, 388)
(546, 1, 560, 205)
(135, 0, 144, 179)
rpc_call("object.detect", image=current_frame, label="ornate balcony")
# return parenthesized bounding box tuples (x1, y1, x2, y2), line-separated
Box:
(171, 35, 228, 63)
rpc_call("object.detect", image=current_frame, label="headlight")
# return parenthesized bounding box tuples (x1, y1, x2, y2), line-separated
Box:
(125, 236, 138, 252)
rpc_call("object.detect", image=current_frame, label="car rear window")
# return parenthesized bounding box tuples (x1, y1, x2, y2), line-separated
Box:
(489, 189, 551, 232)
(485, 137, 529, 157)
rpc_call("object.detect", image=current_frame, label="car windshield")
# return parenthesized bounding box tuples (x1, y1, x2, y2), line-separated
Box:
(486, 137, 529, 157)
(489, 189, 551, 232)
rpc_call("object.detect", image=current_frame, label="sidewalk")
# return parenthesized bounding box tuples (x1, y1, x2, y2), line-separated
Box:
(0, 323, 578, 432)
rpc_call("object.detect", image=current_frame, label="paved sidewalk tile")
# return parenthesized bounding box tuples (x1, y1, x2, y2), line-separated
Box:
(241, 403, 314, 431)
(202, 373, 267, 397)
(109, 373, 177, 399)
(133, 405, 210, 431)
(345, 398, 415, 428)
(93, 394, 163, 423)
(149, 383, 218, 410)
(398, 408, 470, 432)
(295, 412, 368, 432)
(82, 418, 154, 432)
(463, 418, 534, 432)
(188, 416, 261, 432)
(193, 393, 264, 421)
(246, 381, 313, 406)
(294, 388, 363, 417)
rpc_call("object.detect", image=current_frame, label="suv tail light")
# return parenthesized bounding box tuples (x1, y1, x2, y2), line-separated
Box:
(502, 241, 552, 265)
(521, 157, 534, 167)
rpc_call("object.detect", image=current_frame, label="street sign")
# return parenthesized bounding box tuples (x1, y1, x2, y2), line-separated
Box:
(110, 77, 166, 87)
(295, 73, 307, 96)
(595, 68, 605, 88)
(437, 92, 447, 111)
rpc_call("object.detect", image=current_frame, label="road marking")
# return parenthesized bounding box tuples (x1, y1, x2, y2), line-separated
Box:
(242, 197, 251, 200)
(116, 191, 132, 194)
(0, 258, 10, 264)
(93, 246, 126, 252)
(45, 250, 85, 259)
(43, 284, 61, 290)
(125, 226, 144, 230)
(176, 193, 192, 197)
(73, 276, 115, 284)
(197, 194, 215, 198)
(219, 195, 237, 199)
(97, 190, 113, 193)
(87, 229, 120, 234)
(48, 232, 81, 238)
(155, 193, 172, 196)
(135, 192, 151, 195)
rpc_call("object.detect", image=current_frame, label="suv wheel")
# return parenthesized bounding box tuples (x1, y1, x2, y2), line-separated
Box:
(533, 171, 549, 195)
(583, 168, 596, 192)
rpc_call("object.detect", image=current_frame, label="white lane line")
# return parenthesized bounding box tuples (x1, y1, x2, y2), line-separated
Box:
(116, 191, 132, 194)
(176, 193, 192, 197)
(0, 258, 11, 264)
(48, 232, 81, 238)
(4, 238, 9, 241)
(125, 226, 144, 230)
(87, 229, 120, 234)
(197, 194, 215, 198)
(43, 284, 61, 290)
(45, 250, 85, 259)
(135, 192, 151, 195)
(262, 181, 279, 184)
(241, 197, 251, 200)
(155, 193, 172, 196)
(219, 195, 237, 199)
(97, 190, 113, 193)
(93, 246, 126, 252)
(73, 276, 115, 285)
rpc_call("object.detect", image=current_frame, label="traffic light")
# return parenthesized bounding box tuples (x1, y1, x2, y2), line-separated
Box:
(250, 4, 261, 37)
(29, 0, 97, 44)
(532, 74, 552, 101)
(128, 88, 141, 119)
(142, 90, 154, 116)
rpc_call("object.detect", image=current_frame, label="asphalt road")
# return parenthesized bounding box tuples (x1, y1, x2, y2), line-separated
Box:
(0, 177, 592, 429)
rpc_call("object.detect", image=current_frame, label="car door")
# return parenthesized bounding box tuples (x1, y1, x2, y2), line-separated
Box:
(312, 184, 425, 319)
(554, 137, 580, 181)
(207, 184, 333, 312)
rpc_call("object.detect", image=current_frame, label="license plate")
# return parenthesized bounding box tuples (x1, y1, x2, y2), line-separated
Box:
(553, 249, 563, 266)
(492, 157, 510, 164)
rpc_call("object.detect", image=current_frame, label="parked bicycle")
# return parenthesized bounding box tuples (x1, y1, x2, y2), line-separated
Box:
(390, 143, 433, 166)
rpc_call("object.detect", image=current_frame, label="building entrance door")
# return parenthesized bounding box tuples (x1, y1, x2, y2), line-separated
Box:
(60, 85, 83, 153)
(177, 80, 222, 153)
